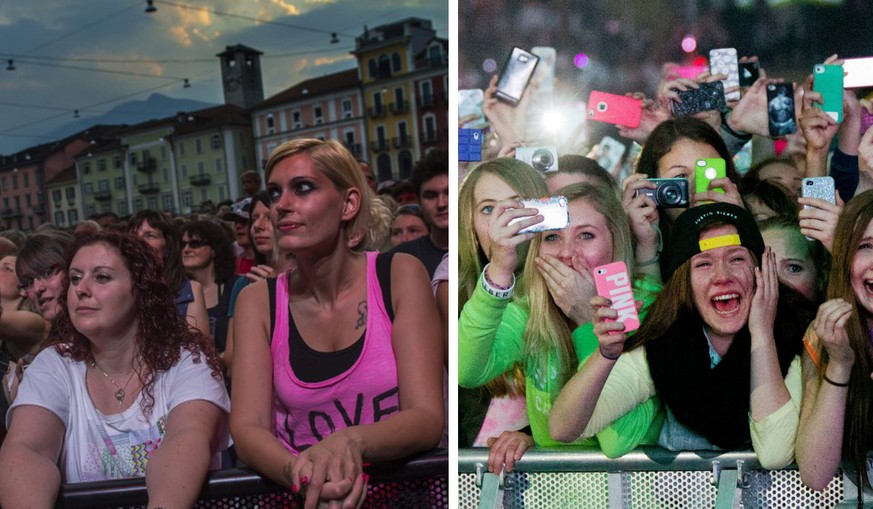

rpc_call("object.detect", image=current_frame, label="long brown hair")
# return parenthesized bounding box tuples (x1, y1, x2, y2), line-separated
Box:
(50, 232, 223, 417)
(822, 189, 873, 486)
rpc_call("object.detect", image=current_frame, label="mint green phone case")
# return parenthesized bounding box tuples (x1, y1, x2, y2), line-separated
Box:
(813, 64, 844, 123)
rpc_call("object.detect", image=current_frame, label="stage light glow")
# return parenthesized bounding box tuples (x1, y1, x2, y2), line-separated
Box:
(483, 58, 497, 73)
(681, 35, 697, 53)
(574, 53, 590, 68)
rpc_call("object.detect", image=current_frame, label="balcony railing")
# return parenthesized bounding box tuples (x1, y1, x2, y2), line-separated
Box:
(94, 189, 112, 201)
(189, 173, 211, 186)
(368, 105, 387, 119)
(56, 449, 447, 509)
(0, 208, 19, 219)
(370, 139, 389, 153)
(392, 136, 412, 149)
(137, 182, 160, 194)
(420, 130, 440, 144)
(136, 157, 157, 173)
(390, 100, 409, 115)
(417, 94, 436, 108)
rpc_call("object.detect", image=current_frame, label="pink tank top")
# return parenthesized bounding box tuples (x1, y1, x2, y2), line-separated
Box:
(271, 251, 399, 454)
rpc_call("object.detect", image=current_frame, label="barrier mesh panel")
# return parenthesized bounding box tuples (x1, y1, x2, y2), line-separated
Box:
(89, 478, 448, 509)
(460, 470, 845, 509)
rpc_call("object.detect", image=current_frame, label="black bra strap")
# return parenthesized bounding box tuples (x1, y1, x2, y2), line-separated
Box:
(267, 277, 277, 341)
(376, 252, 395, 323)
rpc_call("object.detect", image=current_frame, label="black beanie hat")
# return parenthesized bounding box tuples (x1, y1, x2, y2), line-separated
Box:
(663, 202, 765, 281)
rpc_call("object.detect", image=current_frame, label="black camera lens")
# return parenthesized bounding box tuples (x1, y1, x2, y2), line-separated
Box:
(597, 102, 607, 112)
(531, 149, 554, 172)
(658, 183, 681, 206)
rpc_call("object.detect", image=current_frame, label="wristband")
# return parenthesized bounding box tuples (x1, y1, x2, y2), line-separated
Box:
(636, 254, 660, 267)
(823, 373, 849, 387)
(721, 111, 752, 141)
(481, 264, 514, 300)
(599, 345, 621, 361)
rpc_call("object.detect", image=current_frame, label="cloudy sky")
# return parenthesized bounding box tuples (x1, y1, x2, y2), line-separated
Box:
(0, 0, 448, 154)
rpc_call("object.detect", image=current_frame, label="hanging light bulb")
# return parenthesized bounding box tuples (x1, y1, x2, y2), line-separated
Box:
(183, 79, 191, 88)
(145, 0, 157, 13)
(330, 33, 339, 44)
(73, 110, 80, 118)
(6, 59, 15, 71)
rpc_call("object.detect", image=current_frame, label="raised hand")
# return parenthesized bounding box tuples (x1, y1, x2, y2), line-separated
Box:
(485, 199, 541, 286)
(798, 194, 844, 253)
(812, 298, 855, 369)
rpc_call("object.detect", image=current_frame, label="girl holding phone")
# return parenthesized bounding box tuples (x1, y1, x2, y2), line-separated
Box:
(550, 203, 815, 468)
(459, 182, 665, 476)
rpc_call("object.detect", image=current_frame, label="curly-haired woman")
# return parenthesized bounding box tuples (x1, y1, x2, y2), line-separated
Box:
(0, 231, 229, 508)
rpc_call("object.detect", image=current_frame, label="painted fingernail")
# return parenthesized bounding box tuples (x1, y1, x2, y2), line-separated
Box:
(291, 483, 299, 493)
(363, 473, 370, 483)
(301, 476, 309, 485)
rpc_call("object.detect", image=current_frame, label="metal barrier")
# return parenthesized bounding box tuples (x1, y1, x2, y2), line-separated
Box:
(56, 449, 448, 509)
(458, 447, 859, 509)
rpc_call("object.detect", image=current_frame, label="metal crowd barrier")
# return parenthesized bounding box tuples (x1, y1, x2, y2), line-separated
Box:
(458, 447, 866, 509)
(55, 448, 448, 509)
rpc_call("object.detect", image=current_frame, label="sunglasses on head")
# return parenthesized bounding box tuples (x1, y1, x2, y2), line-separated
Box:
(394, 204, 422, 215)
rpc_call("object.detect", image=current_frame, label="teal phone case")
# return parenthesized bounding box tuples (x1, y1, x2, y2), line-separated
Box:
(813, 64, 844, 123)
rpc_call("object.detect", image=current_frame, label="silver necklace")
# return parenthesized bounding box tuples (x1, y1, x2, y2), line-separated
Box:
(89, 360, 137, 406)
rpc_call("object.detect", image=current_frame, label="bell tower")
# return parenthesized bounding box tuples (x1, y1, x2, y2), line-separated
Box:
(217, 44, 264, 109)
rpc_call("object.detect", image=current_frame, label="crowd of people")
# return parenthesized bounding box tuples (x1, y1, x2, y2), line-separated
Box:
(458, 48, 873, 503)
(0, 140, 448, 508)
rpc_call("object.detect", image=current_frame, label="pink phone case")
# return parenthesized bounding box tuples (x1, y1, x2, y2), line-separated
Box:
(593, 261, 640, 334)
(587, 91, 642, 128)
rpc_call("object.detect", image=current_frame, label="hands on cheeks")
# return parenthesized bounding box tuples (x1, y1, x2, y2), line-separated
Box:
(798, 193, 844, 253)
(813, 298, 855, 370)
(289, 433, 367, 509)
(535, 254, 597, 327)
(748, 247, 779, 338)
(486, 431, 534, 474)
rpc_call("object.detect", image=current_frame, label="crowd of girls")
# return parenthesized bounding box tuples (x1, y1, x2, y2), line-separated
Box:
(458, 51, 873, 499)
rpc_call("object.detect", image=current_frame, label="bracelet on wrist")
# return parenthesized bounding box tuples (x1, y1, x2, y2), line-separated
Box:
(721, 111, 752, 141)
(823, 373, 850, 387)
(599, 345, 621, 361)
(481, 264, 515, 300)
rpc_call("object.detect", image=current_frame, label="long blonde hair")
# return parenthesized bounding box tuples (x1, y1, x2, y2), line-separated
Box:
(521, 183, 635, 384)
(458, 159, 550, 307)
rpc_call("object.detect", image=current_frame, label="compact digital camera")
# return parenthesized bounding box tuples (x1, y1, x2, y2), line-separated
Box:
(635, 178, 690, 208)
(516, 146, 558, 173)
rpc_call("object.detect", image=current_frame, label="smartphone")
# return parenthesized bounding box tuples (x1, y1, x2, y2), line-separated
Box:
(813, 64, 844, 123)
(671, 81, 726, 117)
(508, 196, 569, 234)
(596, 136, 627, 173)
(842, 57, 873, 89)
(593, 261, 640, 334)
(766, 82, 797, 137)
(458, 89, 487, 129)
(587, 91, 642, 128)
(801, 177, 836, 207)
(495, 47, 540, 106)
(530, 46, 557, 96)
(635, 178, 690, 208)
(738, 61, 760, 87)
(458, 129, 483, 162)
(695, 158, 726, 195)
(709, 48, 740, 101)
